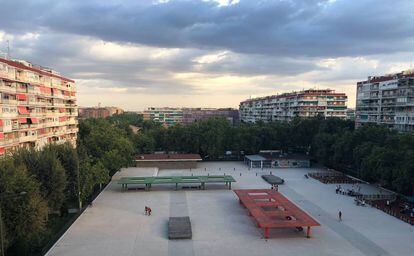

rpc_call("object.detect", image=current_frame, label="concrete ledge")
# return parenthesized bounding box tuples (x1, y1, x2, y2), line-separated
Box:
(262, 174, 285, 185)
(168, 216, 192, 239)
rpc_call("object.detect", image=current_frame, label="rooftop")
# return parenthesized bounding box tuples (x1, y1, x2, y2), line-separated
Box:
(46, 162, 414, 256)
(0, 57, 74, 83)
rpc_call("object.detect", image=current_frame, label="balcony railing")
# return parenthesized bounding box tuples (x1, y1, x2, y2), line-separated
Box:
(0, 99, 17, 105)
(0, 85, 17, 93)
(19, 135, 37, 143)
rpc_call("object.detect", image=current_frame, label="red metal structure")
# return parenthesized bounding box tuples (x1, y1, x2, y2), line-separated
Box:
(234, 189, 320, 238)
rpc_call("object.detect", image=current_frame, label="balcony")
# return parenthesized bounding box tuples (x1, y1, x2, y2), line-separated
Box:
(0, 84, 16, 93)
(52, 102, 65, 107)
(0, 137, 19, 146)
(45, 121, 60, 127)
(17, 100, 29, 106)
(0, 98, 17, 105)
(381, 94, 397, 98)
(19, 135, 37, 143)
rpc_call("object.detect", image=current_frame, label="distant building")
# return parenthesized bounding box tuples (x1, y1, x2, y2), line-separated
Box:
(346, 108, 355, 120)
(143, 107, 183, 127)
(0, 57, 78, 155)
(239, 89, 348, 123)
(78, 106, 124, 119)
(134, 153, 202, 169)
(143, 107, 239, 127)
(182, 108, 239, 125)
(244, 150, 310, 168)
(356, 69, 414, 132)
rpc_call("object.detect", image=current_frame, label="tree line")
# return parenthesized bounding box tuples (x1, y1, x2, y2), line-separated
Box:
(0, 118, 134, 255)
(1, 112, 413, 254)
(125, 114, 413, 195)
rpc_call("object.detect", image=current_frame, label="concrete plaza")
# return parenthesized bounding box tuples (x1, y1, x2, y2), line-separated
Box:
(47, 162, 414, 256)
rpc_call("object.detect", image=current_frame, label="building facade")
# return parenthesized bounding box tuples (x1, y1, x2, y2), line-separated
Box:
(78, 106, 124, 119)
(182, 108, 239, 125)
(346, 108, 355, 120)
(0, 57, 77, 155)
(356, 69, 414, 132)
(143, 107, 183, 127)
(239, 89, 348, 123)
(143, 107, 239, 127)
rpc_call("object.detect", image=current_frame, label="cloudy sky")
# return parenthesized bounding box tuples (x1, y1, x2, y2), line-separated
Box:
(0, 0, 413, 110)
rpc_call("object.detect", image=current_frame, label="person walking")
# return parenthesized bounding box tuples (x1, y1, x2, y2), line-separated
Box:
(148, 207, 152, 216)
(144, 206, 148, 215)
(338, 210, 342, 221)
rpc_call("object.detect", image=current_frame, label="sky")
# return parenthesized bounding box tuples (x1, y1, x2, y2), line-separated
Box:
(0, 0, 413, 110)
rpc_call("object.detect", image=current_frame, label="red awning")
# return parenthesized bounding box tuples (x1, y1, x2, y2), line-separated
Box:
(18, 106, 29, 115)
(0, 147, 5, 155)
(0, 133, 4, 140)
(59, 108, 65, 113)
(63, 91, 70, 96)
(53, 88, 60, 94)
(71, 92, 76, 96)
(59, 116, 67, 122)
(18, 118, 27, 124)
(40, 86, 52, 94)
(16, 93, 27, 101)
(0, 120, 3, 127)
(31, 118, 39, 124)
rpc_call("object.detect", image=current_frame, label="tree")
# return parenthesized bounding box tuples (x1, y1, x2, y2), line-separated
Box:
(35, 146, 67, 211)
(55, 143, 80, 205)
(0, 158, 48, 253)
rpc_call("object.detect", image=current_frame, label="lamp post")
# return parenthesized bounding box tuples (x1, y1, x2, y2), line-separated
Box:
(0, 191, 27, 256)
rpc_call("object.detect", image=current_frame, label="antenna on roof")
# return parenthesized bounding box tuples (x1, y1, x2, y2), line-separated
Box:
(6, 40, 10, 59)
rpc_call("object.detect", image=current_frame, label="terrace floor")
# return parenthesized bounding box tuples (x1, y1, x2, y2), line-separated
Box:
(46, 162, 414, 256)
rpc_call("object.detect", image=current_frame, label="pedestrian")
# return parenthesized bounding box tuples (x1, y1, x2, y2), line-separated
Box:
(144, 206, 148, 215)
(148, 207, 152, 216)
(275, 185, 279, 191)
(338, 210, 342, 221)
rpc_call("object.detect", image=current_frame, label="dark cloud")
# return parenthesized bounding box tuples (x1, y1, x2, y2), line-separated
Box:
(0, 0, 413, 109)
(1, 0, 413, 58)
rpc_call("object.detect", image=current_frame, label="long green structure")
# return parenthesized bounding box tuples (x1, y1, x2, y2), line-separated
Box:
(118, 175, 236, 191)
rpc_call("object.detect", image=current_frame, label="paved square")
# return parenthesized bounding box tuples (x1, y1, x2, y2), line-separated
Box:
(47, 162, 414, 256)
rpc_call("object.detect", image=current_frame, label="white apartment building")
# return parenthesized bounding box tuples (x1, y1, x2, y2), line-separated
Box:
(356, 69, 414, 132)
(240, 89, 348, 123)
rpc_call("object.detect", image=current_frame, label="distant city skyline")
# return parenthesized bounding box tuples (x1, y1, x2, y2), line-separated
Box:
(1, 0, 413, 111)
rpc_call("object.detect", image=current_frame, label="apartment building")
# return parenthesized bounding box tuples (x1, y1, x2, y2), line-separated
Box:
(346, 108, 355, 120)
(79, 106, 124, 119)
(356, 69, 414, 132)
(143, 107, 183, 127)
(182, 108, 239, 125)
(239, 89, 348, 123)
(143, 107, 240, 127)
(0, 57, 78, 155)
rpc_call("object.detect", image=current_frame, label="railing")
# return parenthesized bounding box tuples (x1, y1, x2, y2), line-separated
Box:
(0, 85, 16, 93)
(0, 99, 17, 105)
(356, 194, 396, 201)
(19, 135, 38, 143)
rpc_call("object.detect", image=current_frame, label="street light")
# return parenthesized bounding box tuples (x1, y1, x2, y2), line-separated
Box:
(0, 191, 27, 256)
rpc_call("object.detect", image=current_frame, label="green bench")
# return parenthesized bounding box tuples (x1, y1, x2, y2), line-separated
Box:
(118, 175, 236, 191)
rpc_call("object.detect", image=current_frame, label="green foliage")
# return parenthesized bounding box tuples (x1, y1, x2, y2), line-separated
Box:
(78, 118, 134, 173)
(0, 158, 48, 246)
(2, 113, 414, 255)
